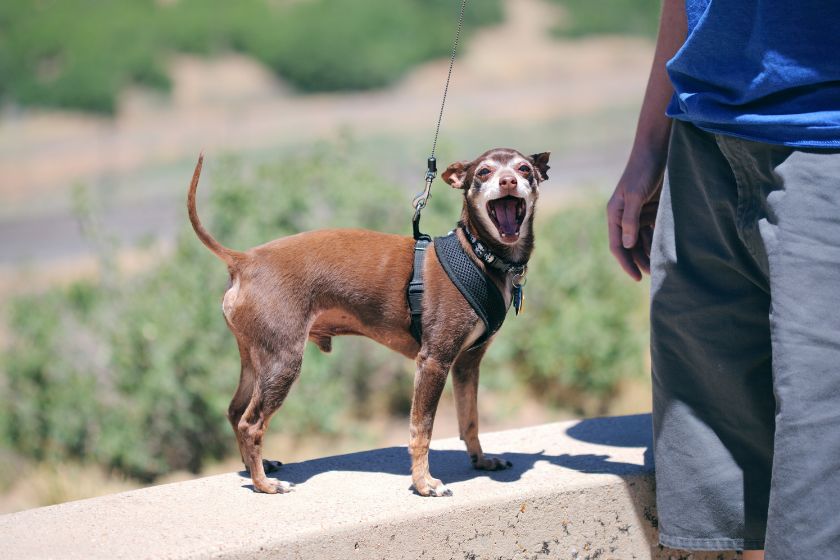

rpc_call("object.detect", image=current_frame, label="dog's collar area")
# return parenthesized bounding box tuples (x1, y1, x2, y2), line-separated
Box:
(459, 222, 528, 277)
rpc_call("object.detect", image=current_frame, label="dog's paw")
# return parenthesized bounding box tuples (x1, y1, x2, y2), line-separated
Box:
(413, 477, 452, 497)
(274, 480, 294, 493)
(472, 454, 513, 471)
(429, 483, 453, 497)
(254, 479, 294, 494)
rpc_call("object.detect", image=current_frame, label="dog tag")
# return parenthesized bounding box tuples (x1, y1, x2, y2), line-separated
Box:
(513, 285, 525, 316)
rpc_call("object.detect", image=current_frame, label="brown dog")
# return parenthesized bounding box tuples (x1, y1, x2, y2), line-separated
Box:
(187, 148, 550, 496)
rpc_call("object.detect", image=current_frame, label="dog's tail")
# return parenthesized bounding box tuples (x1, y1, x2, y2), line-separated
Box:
(187, 153, 243, 268)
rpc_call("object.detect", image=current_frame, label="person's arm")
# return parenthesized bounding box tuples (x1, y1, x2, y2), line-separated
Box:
(607, 0, 687, 281)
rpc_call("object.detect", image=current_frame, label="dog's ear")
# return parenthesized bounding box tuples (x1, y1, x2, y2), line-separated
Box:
(442, 160, 471, 189)
(530, 152, 551, 181)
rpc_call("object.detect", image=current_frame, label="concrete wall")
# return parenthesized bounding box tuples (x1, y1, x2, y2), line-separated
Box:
(0, 415, 737, 559)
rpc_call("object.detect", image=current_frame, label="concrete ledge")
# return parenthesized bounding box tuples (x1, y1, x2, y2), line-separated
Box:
(0, 414, 736, 559)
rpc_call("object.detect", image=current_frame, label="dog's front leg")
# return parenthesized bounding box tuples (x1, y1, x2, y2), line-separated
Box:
(452, 346, 512, 471)
(409, 350, 453, 497)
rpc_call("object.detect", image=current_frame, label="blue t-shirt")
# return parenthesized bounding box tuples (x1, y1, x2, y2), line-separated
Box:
(666, 0, 840, 147)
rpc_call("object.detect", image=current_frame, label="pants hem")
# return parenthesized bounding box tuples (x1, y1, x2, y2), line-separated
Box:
(659, 533, 765, 551)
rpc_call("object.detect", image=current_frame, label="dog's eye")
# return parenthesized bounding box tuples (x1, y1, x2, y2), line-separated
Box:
(476, 168, 491, 177)
(518, 165, 531, 173)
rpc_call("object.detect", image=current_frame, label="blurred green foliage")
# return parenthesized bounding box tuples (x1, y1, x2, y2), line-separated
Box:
(0, 141, 647, 481)
(550, 0, 660, 38)
(487, 203, 648, 410)
(0, 0, 662, 114)
(0, 0, 502, 113)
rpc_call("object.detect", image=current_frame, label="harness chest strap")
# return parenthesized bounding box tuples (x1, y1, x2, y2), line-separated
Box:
(408, 238, 429, 343)
(408, 231, 513, 349)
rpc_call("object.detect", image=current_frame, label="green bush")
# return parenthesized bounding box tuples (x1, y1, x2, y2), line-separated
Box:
(550, 0, 660, 38)
(487, 203, 648, 414)
(0, 1, 170, 113)
(0, 142, 647, 480)
(0, 0, 502, 113)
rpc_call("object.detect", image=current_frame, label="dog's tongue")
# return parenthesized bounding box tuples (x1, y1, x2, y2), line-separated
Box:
(494, 198, 519, 236)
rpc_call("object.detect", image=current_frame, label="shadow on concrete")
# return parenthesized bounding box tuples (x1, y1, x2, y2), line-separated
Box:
(240, 414, 653, 491)
(565, 413, 653, 470)
(238, 414, 718, 558)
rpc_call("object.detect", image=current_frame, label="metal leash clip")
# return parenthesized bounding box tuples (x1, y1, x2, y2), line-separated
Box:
(412, 156, 437, 211)
(412, 157, 437, 241)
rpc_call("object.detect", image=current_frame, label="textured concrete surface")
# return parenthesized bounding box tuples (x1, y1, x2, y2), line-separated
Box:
(0, 415, 737, 559)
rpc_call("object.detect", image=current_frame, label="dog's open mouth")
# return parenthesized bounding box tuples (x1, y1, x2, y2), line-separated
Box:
(487, 195, 526, 241)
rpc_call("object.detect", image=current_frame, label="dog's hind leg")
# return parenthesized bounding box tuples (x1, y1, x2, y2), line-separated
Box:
(451, 345, 512, 471)
(227, 339, 283, 474)
(238, 341, 305, 494)
(227, 340, 254, 465)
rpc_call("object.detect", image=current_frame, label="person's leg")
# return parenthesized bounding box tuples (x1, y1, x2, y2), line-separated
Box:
(739, 143, 840, 559)
(650, 120, 774, 551)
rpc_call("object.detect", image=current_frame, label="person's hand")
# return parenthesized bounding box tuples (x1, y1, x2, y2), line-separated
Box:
(607, 155, 664, 281)
(604, 0, 684, 281)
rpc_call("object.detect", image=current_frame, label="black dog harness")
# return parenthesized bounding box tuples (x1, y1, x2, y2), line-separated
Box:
(408, 225, 527, 349)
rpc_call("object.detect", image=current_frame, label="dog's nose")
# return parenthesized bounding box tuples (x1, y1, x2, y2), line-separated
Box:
(498, 174, 517, 191)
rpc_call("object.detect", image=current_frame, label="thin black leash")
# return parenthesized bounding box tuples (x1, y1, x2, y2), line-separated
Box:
(412, 0, 468, 241)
